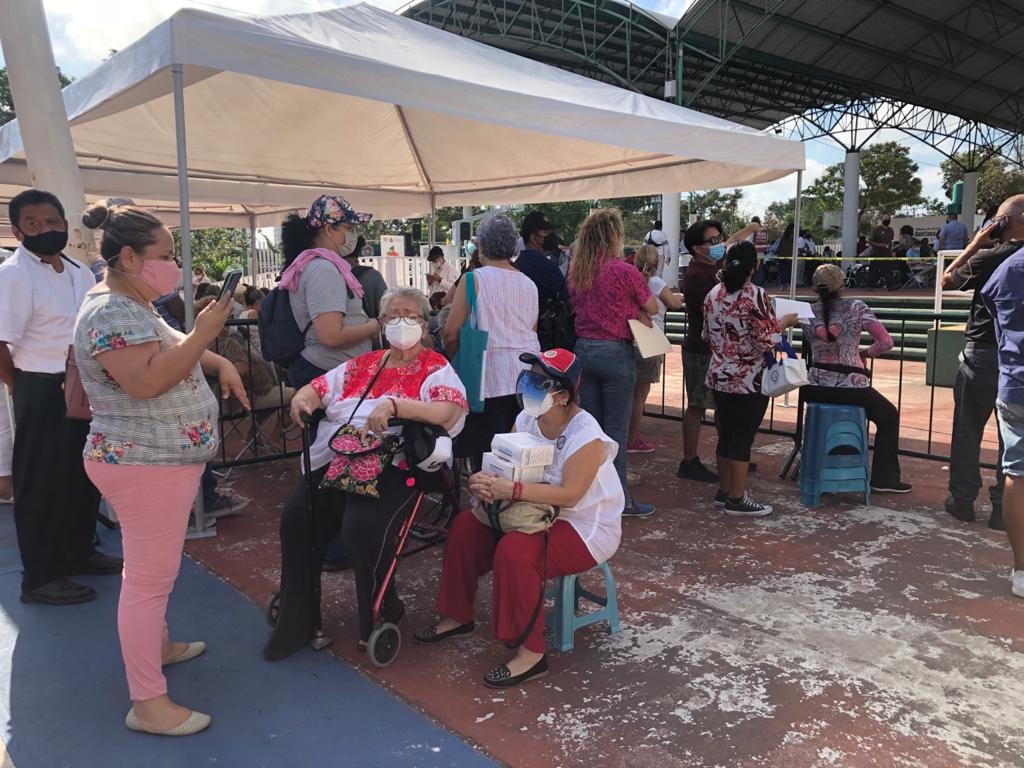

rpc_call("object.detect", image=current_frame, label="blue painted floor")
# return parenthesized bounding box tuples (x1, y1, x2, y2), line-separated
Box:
(0, 507, 494, 768)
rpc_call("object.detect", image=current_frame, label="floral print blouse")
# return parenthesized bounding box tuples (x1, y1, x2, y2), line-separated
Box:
(800, 298, 893, 388)
(306, 348, 468, 472)
(702, 281, 781, 395)
(74, 292, 219, 465)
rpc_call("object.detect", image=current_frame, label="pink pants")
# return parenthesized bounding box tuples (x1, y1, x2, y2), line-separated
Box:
(84, 461, 203, 701)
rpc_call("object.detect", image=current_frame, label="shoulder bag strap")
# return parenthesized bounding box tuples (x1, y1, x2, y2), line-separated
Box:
(465, 271, 478, 328)
(343, 350, 390, 427)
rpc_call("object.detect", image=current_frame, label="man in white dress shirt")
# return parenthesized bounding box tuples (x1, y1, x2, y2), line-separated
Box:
(0, 189, 122, 606)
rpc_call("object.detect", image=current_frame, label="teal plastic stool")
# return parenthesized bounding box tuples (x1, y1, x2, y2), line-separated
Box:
(546, 561, 621, 652)
(799, 403, 870, 507)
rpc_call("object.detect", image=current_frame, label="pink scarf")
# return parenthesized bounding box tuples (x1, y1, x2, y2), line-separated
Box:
(279, 248, 365, 299)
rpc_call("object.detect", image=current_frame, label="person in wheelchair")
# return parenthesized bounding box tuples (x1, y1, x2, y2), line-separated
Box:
(263, 287, 468, 660)
(799, 265, 911, 494)
(415, 348, 623, 688)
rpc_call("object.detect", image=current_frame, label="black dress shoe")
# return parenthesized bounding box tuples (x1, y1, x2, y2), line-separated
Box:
(483, 655, 549, 688)
(76, 552, 124, 575)
(989, 511, 1006, 531)
(413, 620, 475, 644)
(21, 578, 96, 605)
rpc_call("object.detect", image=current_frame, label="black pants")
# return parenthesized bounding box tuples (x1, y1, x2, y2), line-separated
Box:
(12, 372, 101, 591)
(287, 355, 328, 389)
(269, 465, 418, 653)
(801, 384, 902, 486)
(713, 390, 769, 462)
(949, 344, 1004, 509)
(456, 394, 521, 471)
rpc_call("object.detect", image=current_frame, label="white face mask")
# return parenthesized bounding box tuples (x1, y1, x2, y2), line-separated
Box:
(521, 392, 555, 417)
(337, 229, 357, 257)
(385, 317, 422, 350)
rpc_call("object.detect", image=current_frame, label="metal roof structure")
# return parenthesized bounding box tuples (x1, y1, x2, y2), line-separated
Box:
(401, 0, 1024, 161)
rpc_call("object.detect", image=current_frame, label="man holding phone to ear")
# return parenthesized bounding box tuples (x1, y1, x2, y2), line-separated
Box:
(941, 196, 1024, 530)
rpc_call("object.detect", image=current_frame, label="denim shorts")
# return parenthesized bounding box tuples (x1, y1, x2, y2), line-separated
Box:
(996, 399, 1024, 476)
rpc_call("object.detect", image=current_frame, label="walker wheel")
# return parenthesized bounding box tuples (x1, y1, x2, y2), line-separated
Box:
(367, 623, 402, 667)
(264, 590, 281, 627)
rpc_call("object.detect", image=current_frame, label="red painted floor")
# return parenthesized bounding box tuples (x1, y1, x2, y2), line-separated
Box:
(187, 407, 1021, 768)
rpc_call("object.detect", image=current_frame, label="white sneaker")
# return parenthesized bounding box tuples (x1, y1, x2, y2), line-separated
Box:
(1012, 570, 1024, 599)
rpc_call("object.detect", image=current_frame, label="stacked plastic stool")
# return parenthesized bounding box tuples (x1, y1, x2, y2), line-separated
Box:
(545, 561, 621, 652)
(799, 403, 871, 507)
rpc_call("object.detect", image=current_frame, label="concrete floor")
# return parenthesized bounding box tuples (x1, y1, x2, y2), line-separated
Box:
(188, 411, 1022, 768)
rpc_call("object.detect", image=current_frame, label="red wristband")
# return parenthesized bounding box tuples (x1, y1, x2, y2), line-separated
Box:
(512, 481, 523, 502)
(388, 397, 399, 417)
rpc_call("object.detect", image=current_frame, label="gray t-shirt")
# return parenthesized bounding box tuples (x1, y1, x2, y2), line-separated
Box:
(290, 258, 372, 371)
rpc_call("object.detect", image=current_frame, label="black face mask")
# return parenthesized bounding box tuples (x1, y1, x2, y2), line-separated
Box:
(21, 229, 69, 257)
(882, 219, 891, 226)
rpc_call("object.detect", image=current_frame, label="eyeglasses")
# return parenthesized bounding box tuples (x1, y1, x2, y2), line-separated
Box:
(702, 236, 724, 245)
(384, 313, 423, 324)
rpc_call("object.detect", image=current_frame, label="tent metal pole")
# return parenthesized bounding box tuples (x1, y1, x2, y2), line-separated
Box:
(249, 212, 257, 280)
(173, 63, 214, 539)
(429, 194, 437, 247)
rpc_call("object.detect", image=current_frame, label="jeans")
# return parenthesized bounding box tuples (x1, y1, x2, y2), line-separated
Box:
(949, 344, 1004, 509)
(574, 338, 636, 502)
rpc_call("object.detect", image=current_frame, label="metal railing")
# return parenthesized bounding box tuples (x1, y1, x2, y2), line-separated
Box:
(647, 308, 998, 469)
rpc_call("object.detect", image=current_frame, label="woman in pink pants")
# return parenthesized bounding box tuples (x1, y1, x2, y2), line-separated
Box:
(75, 203, 248, 736)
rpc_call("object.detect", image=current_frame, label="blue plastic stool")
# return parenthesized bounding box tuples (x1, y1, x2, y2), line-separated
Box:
(799, 403, 871, 507)
(545, 561, 621, 652)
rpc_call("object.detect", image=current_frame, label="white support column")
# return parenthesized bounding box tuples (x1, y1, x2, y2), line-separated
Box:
(661, 192, 681, 288)
(842, 151, 860, 269)
(248, 213, 257, 280)
(462, 206, 473, 220)
(790, 171, 803, 301)
(0, 0, 93, 263)
(962, 170, 979, 231)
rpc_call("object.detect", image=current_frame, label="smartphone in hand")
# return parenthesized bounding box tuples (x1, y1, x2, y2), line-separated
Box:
(218, 268, 243, 301)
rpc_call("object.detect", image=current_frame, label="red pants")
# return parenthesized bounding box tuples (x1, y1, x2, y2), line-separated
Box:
(437, 512, 596, 653)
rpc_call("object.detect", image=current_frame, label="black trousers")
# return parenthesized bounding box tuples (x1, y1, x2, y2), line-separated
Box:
(269, 465, 418, 651)
(949, 344, 1004, 509)
(12, 372, 101, 591)
(712, 390, 769, 462)
(456, 394, 521, 471)
(801, 384, 902, 486)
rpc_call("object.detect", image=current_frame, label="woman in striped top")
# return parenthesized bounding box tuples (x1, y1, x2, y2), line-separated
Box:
(444, 215, 541, 468)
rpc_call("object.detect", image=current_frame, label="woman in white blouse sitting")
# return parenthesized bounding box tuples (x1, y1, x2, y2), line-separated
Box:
(415, 349, 623, 688)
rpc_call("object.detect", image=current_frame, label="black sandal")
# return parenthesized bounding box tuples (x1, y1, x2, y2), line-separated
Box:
(413, 620, 475, 644)
(483, 656, 549, 688)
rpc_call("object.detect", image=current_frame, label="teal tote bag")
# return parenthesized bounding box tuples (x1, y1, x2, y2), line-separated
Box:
(451, 271, 489, 413)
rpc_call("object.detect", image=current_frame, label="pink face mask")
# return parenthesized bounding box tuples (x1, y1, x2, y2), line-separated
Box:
(138, 258, 182, 298)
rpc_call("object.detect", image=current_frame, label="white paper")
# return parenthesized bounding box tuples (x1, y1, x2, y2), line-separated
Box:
(628, 319, 673, 359)
(773, 297, 815, 320)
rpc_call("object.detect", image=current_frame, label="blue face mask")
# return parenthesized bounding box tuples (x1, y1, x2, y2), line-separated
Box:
(466, 242, 477, 257)
(515, 370, 562, 417)
(709, 243, 727, 260)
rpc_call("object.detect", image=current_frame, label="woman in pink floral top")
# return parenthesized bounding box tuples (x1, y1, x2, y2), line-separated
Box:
(264, 287, 467, 661)
(799, 264, 910, 493)
(74, 203, 247, 736)
(703, 241, 798, 517)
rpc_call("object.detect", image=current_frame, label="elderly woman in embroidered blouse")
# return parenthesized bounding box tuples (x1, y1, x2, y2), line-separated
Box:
(799, 263, 910, 493)
(75, 203, 248, 737)
(264, 287, 468, 661)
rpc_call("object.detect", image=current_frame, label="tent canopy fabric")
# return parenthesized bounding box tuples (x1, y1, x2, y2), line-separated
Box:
(0, 4, 803, 219)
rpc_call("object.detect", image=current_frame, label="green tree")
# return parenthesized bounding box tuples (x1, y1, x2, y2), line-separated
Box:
(682, 189, 747, 235)
(173, 228, 250, 281)
(1, 66, 72, 126)
(939, 153, 1024, 213)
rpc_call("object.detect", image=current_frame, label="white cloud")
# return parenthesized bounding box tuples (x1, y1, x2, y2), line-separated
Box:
(39, 0, 343, 76)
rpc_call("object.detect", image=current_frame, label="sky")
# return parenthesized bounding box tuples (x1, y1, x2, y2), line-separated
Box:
(0, 0, 951, 217)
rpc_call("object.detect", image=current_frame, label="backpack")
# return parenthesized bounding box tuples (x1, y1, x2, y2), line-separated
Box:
(537, 277, 576, 352)
(257, 286, 312, 365)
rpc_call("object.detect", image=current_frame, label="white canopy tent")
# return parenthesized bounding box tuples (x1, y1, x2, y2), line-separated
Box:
(0, 2, 805, 317)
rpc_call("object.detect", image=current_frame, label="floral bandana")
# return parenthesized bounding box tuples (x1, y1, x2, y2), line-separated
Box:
(320, 424, 400, 498)
(307, 194, 373, 228)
